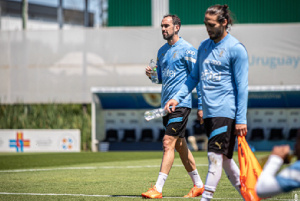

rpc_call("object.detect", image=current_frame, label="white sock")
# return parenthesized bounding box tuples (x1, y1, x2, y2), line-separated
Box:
(188, 169, 203, 188)
(201, 191, 214, 201)
(155, 172, 168, 193)
(204, 152, 223, 193)
(222, 155, 242, 195)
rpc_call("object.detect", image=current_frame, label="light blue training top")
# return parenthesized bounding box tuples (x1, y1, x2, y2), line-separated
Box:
(276, 160, 300, 192)
(155, 37, 200, 109)
(173, 33, 249, 124)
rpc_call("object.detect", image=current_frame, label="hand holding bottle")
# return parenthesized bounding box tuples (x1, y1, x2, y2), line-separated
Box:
(148, 59, 159, 84)
(144, 108, 168, 121)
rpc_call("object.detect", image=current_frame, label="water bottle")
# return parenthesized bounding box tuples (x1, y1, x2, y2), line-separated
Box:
(149, 59, 159, 84)
(144, 108, 168, 121)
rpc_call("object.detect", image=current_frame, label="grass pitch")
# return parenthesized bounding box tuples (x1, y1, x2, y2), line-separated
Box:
(0, 151, 295, 200)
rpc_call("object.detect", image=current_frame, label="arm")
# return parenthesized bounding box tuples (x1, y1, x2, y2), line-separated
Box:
(256, 155, 284, 198)
(231, 44, 249, 136)
(185, 47, 203, 111)
(156, 59, 162, 84)
(256, 145, 290, 198)
(185, 48, 203, 123)
(196, 80, 203, 124)
(145, 58, 162, 84)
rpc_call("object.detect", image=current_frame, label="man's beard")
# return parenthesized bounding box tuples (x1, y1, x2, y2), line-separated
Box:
(209, 28, 223, 41)
(163, 32, 175, 41)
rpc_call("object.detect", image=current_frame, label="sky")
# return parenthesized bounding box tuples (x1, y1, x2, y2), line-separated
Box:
(7, 0, 108, 26)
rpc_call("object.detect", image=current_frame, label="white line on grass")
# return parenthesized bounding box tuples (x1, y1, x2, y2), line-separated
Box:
(0, 192, 243, 199)
(0, 164, 208, 173)
(0, 192, 292, 200)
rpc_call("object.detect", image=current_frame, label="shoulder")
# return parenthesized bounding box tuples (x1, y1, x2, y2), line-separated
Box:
(180, 39, 197, 51)
(158, 43, 169, 54)
(199, 38, 210, 48)
(227, 35, 247, 52)
(180, 39, 197, 56)
(226, 36, 248, 58)
(197, 38, 211, 52)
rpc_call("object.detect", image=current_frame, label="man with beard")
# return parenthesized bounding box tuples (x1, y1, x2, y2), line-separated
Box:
(141, 14, 204, 199)
(165, 5, 249, 201)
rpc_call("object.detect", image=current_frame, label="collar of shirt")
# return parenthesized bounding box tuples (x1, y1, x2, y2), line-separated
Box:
(212, 33, 231, 47)
(169, 37, 183, 47)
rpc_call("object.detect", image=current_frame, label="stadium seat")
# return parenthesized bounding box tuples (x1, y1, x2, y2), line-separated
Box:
(193, 120, 206, 135)
(157, 129, 165, 142)
(250, 128, 264, 141)
(288, 128, 299, 140)
(122, 129, 136, 142)
(104, 129, 119, 142)
(268, 128, 284, 140)
(140, 129, 154, 142)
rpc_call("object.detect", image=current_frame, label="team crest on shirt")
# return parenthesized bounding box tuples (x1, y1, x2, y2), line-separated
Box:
(219, 48, 226, 57)
(219, 50, 224, 57)
(173, 51, 177, 58)
(204, 48, 207, 53)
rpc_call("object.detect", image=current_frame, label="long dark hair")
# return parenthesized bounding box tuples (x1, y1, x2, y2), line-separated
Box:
(205, 4, 233, 30)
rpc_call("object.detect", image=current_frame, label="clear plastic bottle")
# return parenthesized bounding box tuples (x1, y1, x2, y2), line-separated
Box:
(149, 59, 159, 84)
(144, 108, 168, 121)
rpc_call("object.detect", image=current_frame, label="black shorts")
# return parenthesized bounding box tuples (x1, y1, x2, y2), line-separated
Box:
(163, 107, 191, 138)
(204, 117, 236, 159)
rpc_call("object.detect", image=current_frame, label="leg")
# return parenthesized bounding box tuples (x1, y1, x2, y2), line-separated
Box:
(141, 134, 178, 198)
(176, 137, 204, 197)
(201, 117, 237, 201)
(142, 107, 192, 198)
(222, 155, 242, 194)
(201, 152, 223, 201)
(160, 134, 179, 174)
(175, 137, 196, 172)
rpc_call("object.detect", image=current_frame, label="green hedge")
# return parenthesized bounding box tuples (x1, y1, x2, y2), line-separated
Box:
(0, 104, 91, 151)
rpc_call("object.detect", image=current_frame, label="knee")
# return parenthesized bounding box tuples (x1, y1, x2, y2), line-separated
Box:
(162, 138, 174, 152)
(207, 152, 223, 167)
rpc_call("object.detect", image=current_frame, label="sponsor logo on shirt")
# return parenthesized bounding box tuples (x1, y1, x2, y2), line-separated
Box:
(185, 50, 196, 55)
(201, 69, 221, 81)
(204, 59, 221, 66)
(215, 142, 222, 149)
(185, 56, 196, 63)
(162, 68, 176, 78)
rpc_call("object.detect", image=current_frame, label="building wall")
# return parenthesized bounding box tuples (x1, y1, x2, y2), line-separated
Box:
(108, 0, 151, 26)
(170, 0, 300, 24)
(0, 24, 300, 104)
(107, 0, 300, 26)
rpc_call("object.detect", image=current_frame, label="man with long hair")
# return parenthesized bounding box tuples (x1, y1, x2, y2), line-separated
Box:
(165, 5, 249, 201)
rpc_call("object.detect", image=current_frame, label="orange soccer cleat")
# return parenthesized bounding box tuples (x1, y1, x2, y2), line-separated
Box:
(183, 185, 205, 198)
(141, 185, 163, 199)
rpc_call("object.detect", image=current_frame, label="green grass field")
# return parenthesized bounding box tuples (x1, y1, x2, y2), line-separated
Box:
(0, 151, 296, 201)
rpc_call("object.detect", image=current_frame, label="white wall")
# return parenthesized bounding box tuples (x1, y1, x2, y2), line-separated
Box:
(0, 24, 300, 103)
